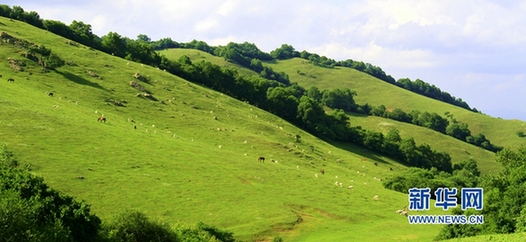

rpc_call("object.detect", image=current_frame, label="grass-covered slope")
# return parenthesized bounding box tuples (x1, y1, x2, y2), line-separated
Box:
(264, 58, 526, 152)
(345, 113, 498, 173)
(158, 48, 502, 174)
(0, 17, 450, 241)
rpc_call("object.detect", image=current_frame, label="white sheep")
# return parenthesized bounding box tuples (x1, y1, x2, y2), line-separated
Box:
(296, 166, 299, 169)
(348, 186, 354, 189)
(339, 182, 342, 187)
(373, 195, 379, 200)
(243, 140, 247, 144)
(335, 175, 338, 179)
(335, 181, 339, 186)
(218, 145, 222, 149)
(315, 174, 318, 178)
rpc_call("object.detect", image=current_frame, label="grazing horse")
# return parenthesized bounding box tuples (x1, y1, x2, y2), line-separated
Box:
(7, 78, 14, 83)
(97, 117, 106, 123)
(258, 156, 265, 163)
(374, 162, 378, 166)
(320, 169, 325, 175)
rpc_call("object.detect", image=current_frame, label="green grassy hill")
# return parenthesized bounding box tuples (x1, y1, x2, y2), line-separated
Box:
(344, 113, 498, 173)
(0, 17, 452, 241)
(264, 58, 525, 152)
(158, 48, 505, 174)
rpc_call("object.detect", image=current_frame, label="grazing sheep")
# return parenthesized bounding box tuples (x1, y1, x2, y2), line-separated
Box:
(296, 166, 299, 169)
(335, 181, 339, 186)
(348, 186, 353, 189)
(315, 173, 318, 178)
(77, 176, 84, 179)
(243, 140, 247, 144)
(390, 167, 393, 171)
(218, 145, 222, 149)
(374, 162, 378, 166)
(339, 182, 342, 187)
(48, 92, 53, 97)
(373, 195, 379, 200)
(258, 156, 265, 162)
(350, 180, 354, 182)
(335, 175, 338, 179)
(213, 116, 217, 120)
(7, 78, 14, 82)
(320, 169, 325, 175)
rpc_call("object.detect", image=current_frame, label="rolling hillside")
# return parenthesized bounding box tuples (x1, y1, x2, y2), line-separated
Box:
(264, 58, 526, 151)
(158, 48, 504, 174)
(0, 17, 453, 241)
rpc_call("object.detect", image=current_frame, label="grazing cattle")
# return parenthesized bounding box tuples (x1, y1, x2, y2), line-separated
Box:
(390, 167, 393, 171)
(258, 156, 265, 162)
(7, 78, 14, 82)
(97, 117, 106, 123)
(374, 162, 378, 166)
(48, 92, 53, 97)
(320, 169, 325, 175)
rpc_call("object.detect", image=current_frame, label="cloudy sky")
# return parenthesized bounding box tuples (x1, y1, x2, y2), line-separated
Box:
(7, 0, 526, 121)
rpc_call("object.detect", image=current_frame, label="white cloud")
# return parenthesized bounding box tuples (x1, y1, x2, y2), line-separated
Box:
(194, 18, 220, 33)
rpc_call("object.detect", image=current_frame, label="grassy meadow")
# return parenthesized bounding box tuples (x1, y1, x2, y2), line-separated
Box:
(0, 17, 458, 241)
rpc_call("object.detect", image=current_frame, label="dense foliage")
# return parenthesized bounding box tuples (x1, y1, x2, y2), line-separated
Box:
(435, 146, 526, 240)
(0, 144, 237, 242)
(357, 104, 501, 152)
(383, 159, 481, 200)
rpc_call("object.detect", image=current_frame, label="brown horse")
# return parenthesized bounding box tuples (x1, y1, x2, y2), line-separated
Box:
(97, 117, 106, 123)
(7, 78, 14, 83)
(258, 156, 265, 163)
(320, 169, 325, 175)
